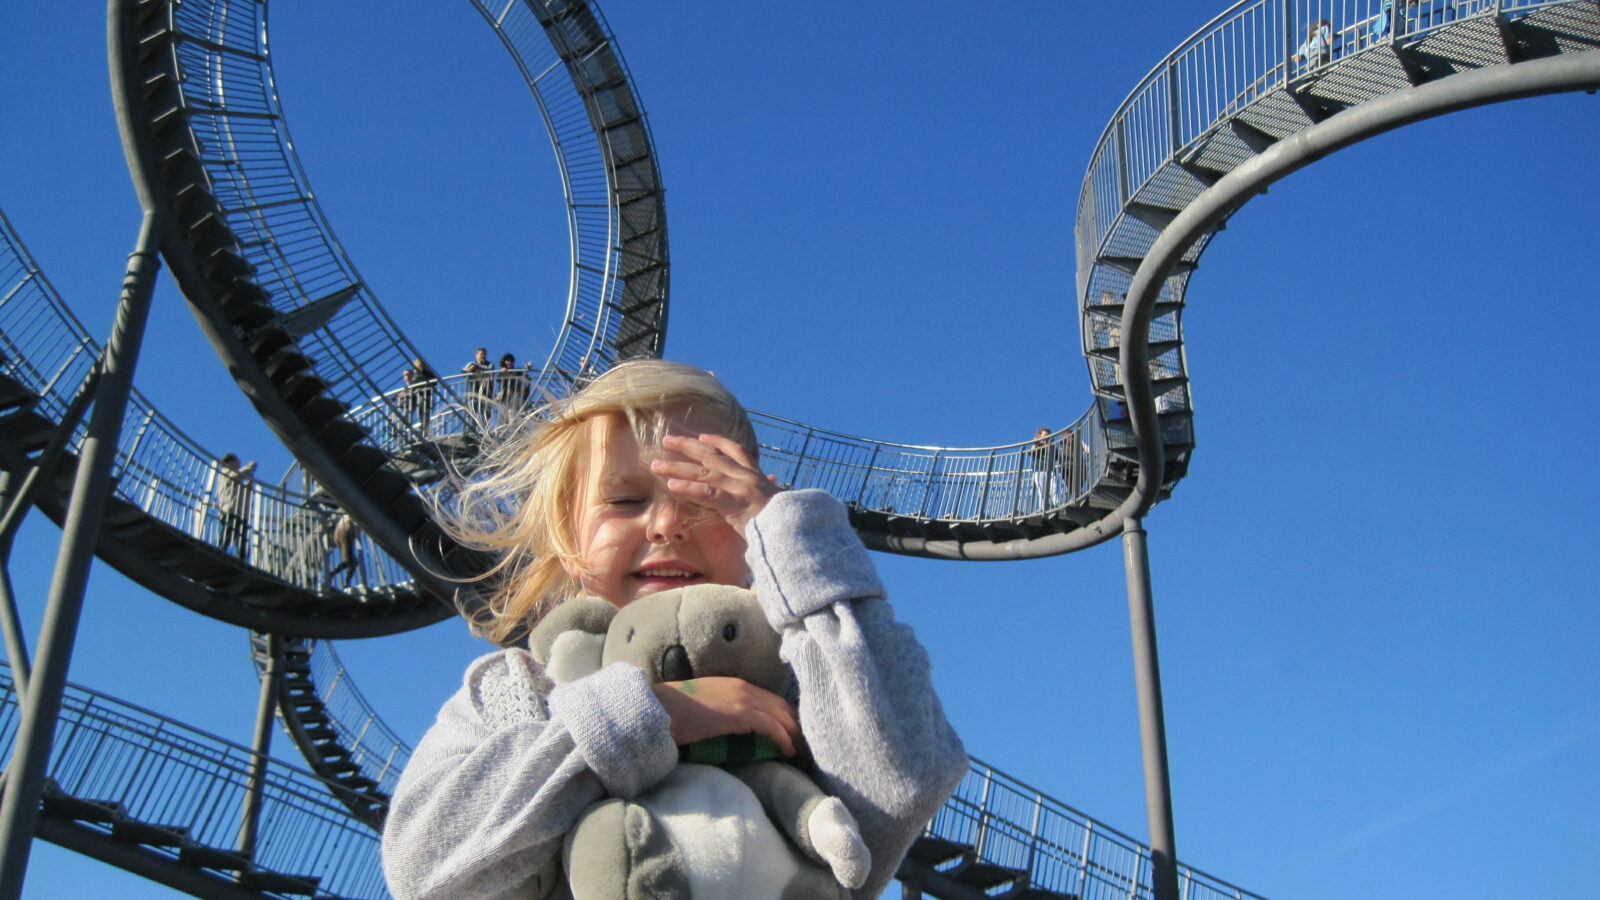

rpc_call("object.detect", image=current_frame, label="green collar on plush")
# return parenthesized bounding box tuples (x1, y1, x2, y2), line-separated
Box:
(678, 734, 783, 767)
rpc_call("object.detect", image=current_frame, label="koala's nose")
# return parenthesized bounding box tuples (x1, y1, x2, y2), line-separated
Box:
(660, 644, 694, 682)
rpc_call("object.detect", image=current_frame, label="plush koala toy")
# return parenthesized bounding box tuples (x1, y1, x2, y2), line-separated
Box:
(528, 583, 870, 900)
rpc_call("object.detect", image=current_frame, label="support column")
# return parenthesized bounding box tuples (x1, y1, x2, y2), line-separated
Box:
(1122, 516, 1178, 900)
(238, 634, 281, 859)
(0, 213, 161, 899)
(0, 473, 30, 695)
(0, 362, 106, 699)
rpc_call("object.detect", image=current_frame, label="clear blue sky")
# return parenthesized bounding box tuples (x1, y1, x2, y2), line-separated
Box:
(2, 3, 1596, 898)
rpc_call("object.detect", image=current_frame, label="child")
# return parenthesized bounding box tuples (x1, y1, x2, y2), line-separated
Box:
(381, 360, 966, 899)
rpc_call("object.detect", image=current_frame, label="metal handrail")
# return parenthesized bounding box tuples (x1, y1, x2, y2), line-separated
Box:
(933, 759, 1267, 900)
(303, 640, 412, 800)
(0, 207, 414, 596)
(159, 0, 666, 452)
(0, 662, 386, 899)
(329, 371, 1114, 524)
(1077, 0, 1572, 400)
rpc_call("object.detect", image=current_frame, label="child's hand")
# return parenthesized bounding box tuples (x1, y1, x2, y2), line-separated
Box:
(651, 433, 780, 535)
(651, 677, 802, 757)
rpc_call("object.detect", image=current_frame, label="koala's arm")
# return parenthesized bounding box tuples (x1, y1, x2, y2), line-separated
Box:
(745, 490, 969, 900)
(381, 649, 677, 900)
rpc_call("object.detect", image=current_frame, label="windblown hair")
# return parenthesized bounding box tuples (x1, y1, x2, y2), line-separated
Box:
(440, 360, 758, 644)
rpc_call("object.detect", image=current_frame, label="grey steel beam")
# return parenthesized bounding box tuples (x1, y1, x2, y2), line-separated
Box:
(237, 634, 280, 859)
(0, 212, 161, 899)
(0, 364, 104, 696)
(1122, 517, 1178, 900)
(35, 817, 267, 900)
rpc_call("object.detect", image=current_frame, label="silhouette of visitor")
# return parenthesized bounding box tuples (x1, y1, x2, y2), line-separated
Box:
(409, 357, 437, 435)
(326, 509, 361, 590)
(216, 453, 257, 558)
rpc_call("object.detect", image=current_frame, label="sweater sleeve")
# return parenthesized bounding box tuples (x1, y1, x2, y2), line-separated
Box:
(381, 649, 678, 900)
(745, 489, 968, 899)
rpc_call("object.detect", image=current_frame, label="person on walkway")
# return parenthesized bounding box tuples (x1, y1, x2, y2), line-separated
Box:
(496, 352, 531, 420)
(409, 357, 437, 436)
(1294, 19, 1333, 71)
(327, 508, 361, 590)
(1028, 427, 1066, 511)
(463, 347, 495, 430)
(216, 453, 257, 558)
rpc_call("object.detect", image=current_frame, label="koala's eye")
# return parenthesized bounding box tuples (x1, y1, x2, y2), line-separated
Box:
(627, 628, 635, 643)
(722, 623, 737, 642)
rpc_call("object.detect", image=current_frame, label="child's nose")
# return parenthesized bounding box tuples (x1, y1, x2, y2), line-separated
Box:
(647, 497, 688, 544)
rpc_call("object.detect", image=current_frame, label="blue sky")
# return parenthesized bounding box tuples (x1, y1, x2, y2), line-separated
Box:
(2, 2, 1597, 898)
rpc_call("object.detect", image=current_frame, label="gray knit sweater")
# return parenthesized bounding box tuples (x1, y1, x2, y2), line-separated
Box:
(381, 489, 966, 899)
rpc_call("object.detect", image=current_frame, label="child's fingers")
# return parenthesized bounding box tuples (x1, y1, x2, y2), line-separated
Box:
(694, 433, 759, 469)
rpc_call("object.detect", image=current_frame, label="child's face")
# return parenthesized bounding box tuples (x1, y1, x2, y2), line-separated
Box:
(564, 412, 750, 608)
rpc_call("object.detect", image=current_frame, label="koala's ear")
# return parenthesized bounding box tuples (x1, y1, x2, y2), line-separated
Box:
(528, 597, 616, 683)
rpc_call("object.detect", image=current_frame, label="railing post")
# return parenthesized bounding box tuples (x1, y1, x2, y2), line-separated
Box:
(0, 212, 161, 900)
(1167, 60, 1182, 154)
(1283, 0, 1297, 83)
(976, 450, 995, 520)
(1024, 792, 1043, 883)
(1115, 117, 1132, 206)
(916, 451, 942, 519)
(1078, 821, 1093, 897)
(792, 427, 814, 489)
(973, 765, 993, 860)
(857, 445, 880, 506)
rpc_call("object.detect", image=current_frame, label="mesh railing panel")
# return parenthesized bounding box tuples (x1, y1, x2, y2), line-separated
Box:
(0, 664, 387, 899)
(930, 760, 1267, 900)
(304, 640, 413, 801)
(0, 208, 415, 595)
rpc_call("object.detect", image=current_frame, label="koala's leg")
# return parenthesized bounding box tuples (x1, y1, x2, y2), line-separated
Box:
(563, 799, 691, 900)
(733, 761, 871, 890)
(781, 865, 854, 900)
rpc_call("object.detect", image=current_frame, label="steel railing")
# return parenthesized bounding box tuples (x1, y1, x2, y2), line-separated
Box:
(330, 370, 1116, 524)
(751, 410, 1112, 522)
(0, 207, 415, 597)
(155, 0, 665, 453)
(931, 759, 1268, 900)
(0, 663, 386, 899)
(300, 640, 412, 805)
(1075, 0, 1575, 410)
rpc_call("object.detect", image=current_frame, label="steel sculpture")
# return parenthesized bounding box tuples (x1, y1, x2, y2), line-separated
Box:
(0, 0, 1595, 897)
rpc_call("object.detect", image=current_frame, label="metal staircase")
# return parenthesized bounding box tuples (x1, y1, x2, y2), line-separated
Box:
(108, 0, 673, 610)
(249, 636, 408, 830)
(0, 208, 434, 638)
(1, 662, 383, 899)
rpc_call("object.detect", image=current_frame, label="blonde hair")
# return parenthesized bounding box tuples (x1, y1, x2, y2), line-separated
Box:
(440, 360, 757, 644)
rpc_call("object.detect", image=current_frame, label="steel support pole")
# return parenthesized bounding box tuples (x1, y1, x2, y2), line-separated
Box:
(1122, 516, 1178, 900)
(0, 363, 106, 699)
(238, 634, 281, 859)
(0, 213, 160, 900)
(0, 473, 30, 695)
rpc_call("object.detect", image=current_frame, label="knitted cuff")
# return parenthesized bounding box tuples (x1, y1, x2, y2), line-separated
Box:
(746, 489, 885, 625)
(548, 662, 676, 799)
